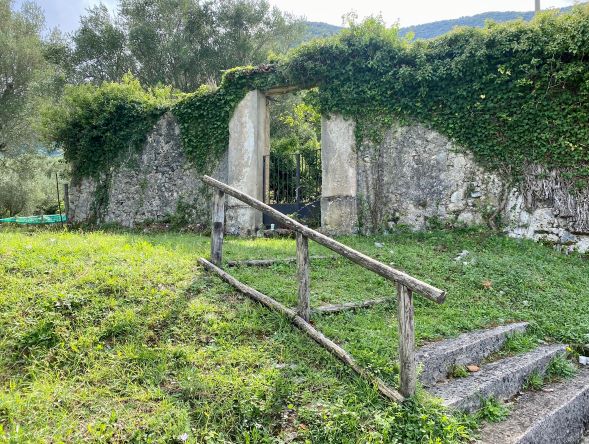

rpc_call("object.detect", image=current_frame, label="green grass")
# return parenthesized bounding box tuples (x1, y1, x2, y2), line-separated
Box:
(0, 225, 587, 442)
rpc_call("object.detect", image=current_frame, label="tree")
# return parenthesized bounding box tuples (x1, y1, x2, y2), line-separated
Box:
(210, 0, 303, 79)
(71, 4, 133, 84)
(0, 0, 46, 155)
(70, 0, 304, 91)
(0, 1, 70, 217)
(121, 0, 216, 90)
(0, 155, 67, 217)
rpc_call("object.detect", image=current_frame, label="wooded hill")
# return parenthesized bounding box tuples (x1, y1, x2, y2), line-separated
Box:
(304, 5, 576, 40)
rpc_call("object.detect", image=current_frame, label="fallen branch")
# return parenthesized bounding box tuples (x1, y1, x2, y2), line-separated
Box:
(227, 255, 335, 267)
(198, 257, 404, 403)
(314, 298, 390, 314)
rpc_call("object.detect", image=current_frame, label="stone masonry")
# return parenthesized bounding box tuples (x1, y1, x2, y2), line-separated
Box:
(68, 90, 588, 252)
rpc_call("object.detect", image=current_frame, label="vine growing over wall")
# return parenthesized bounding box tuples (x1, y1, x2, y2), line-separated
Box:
(45, 6, 589, 186)
(42, 74, 173, 179)
(172, 65, 286, 173)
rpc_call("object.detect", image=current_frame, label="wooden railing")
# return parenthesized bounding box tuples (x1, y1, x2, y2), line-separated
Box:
(201, 175, 446, 398)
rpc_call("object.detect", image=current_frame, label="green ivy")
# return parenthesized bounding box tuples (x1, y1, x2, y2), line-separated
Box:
(42, 74, 173, 179)
(172, 65, 286, 173)
(46, 6, 589, 184)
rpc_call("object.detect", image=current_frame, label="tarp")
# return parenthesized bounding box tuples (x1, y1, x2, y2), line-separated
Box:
(0, 214, 67, 224)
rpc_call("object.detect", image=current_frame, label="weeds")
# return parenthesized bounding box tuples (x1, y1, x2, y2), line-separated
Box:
(475, 398, 510, 423)
(523, 371, 544, 391)
(547, 355, 578, 381)
(451, 365, 470, 379)
(0, 226, 588, 441)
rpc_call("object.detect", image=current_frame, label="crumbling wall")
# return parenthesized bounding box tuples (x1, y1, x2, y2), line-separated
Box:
(357, 120, 589, 253)
(68, 113, 227, 228)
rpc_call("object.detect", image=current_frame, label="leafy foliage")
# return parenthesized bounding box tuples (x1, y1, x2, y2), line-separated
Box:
(48, 6, 589, 185)
(41, 74, 173, 179)
(284, 12, 589, 181)
(67, 0, 304, 90)
(0, 155, 68, 217)
(0, 0, 59, 155)
(70, 4, 132, 84)
(305, 6, 577, 42)
(172, 64, 285, 173)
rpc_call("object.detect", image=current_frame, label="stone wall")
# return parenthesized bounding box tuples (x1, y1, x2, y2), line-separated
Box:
(357, 120, 589, 253)
(505, 165, 589, 253)
(67, 90, 588, 253)
(68, 112, 227, 228)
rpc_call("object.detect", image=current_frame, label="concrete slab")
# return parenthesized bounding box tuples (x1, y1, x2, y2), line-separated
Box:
(478, 367, 589, 444)
(428, 344, 567, 412)
(416, 322, 529, 387)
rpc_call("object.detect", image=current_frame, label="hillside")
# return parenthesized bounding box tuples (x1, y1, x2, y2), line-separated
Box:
(1, 227, 588, 440)
(305, 6, 575, 40)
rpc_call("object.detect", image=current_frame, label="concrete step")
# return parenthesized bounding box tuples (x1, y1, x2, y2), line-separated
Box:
(416, 322, 529, 386)
(477, 367, 589, 444)
(428, 343, 566, 412)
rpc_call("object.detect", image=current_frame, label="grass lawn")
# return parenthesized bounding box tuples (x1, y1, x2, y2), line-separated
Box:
(0, 226, 587, 443)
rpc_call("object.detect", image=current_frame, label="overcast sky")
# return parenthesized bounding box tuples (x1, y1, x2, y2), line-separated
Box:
(24, 0, 576, 33)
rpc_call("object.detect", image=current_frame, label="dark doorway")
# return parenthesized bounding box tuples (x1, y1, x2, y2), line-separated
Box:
(262, 149, 321, 227)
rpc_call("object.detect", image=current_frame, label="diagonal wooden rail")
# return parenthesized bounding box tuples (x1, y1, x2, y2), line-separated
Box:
(201, 175, 446, 399)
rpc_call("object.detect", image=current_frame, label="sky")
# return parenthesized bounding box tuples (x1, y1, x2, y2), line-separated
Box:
(23, 0, 576, 33)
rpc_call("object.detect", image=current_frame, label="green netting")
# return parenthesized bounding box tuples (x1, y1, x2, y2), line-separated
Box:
(0, 214, 67, 224)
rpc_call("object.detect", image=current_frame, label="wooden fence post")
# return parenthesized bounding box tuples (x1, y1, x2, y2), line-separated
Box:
(397, 282, 416, 397)
(64, 183, 70, 218)
(211, 190, 225, 266)
(296, 232, 310, 321)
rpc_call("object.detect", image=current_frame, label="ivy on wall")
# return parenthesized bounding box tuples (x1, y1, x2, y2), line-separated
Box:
(45, 6, 589, 186)
(42, 74, 173, 179)
(172, 65, 286, 173)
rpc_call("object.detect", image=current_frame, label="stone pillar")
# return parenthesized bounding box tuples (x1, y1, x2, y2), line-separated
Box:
(321, 114, 358, 234)
(226, 90, 269, 235)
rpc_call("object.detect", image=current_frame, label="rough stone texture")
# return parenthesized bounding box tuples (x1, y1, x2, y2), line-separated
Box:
(321, 115, 358, 234)
(428, 344, 567, 412)
(68, 177, 97, 223)
(358, 120, 589, 253)
(68, 112, 227, 227)
(320, 196, 358, 235)
(357, 122, 502, 233)
(68, 103, 588, 249)
(478, 367, 589, 444)
(416, 322, 529, 387)
(505, 164, 589, 254)
(227, 90, 269, 235)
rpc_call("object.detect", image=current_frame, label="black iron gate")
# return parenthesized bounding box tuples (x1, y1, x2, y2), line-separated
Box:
(263, 149, 321, 227)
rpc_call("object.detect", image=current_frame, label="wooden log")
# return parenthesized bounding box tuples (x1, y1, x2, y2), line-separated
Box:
(200, 175, 445, 304)
(314, 298, 390, 314)
(226, 255, 335, 267)
(397, 283, 416, 397)
(210, 189, 225, 266)
(296, 233, 310, 321)
(198, 257, 405, 403)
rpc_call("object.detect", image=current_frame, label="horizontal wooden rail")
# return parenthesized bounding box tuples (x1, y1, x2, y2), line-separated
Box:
(201, 175, 445, 304)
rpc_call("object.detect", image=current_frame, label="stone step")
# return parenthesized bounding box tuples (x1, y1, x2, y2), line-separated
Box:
(477, 367, 589, 444)
(428, 343, 566, 412)
(416, 322, 529, 387)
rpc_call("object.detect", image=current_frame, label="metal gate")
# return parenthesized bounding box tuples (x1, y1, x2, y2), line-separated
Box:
(262, 149, 321, 227)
